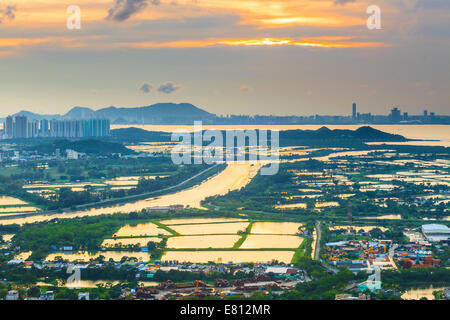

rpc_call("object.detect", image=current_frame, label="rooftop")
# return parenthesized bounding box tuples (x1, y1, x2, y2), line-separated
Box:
(422, 224, 450, 233)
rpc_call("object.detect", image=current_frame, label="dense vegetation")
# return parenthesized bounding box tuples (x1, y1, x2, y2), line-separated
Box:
(26, 139, 134, 156)
(12, 216, 124, 260)
(382, 268, 450, 290)
(10, 210, 244, 260)
(0, 157, 220, 210)
(205, 152, 450, 222)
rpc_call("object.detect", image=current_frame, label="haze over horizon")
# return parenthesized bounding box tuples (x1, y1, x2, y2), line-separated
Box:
(1, 0, 449, 117)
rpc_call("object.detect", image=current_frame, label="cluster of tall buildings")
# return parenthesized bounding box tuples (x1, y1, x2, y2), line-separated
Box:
(351, 103, 444, 124)
(388, 107, 439, 123)
(1, 115, 110, 139)
(214, 104, 449, 125)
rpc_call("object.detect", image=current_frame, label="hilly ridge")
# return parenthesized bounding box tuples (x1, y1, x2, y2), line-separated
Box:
(110, 126, 409, 144)
(9, 103, 217, 125)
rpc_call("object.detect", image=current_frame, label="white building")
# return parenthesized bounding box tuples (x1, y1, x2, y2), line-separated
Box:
(78, 292, 89, 300)
(7, 259, 23, 265)
(265, 266, 290, 274)
(5, 290, 19, 300)
(40, 291, 54, 300)
(422, 224, 450, 242)
(66, 149, 79, 160)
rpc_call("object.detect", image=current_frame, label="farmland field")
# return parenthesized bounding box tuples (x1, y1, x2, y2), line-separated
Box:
(113, 222, 171, 237)
(170, 222, 249, 235)
(161, 250, 295, 264)
(0, 196, 28, 206)
(101, 237, 162, 248)
(46, 251, 151, 262)
(251, 222, 303, 235)
(240, 235, 303, 249)
(160, 218, 247, 225)
(166, 235, 241, 249)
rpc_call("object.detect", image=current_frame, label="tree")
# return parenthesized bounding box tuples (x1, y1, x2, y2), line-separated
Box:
(28, 286, 41, 298)
(147, 241, 157, 251)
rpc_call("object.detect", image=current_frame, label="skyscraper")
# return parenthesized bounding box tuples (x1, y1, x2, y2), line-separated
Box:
(49, 118, 110, 138)
(14, 115, 28, 139)
(40, 119, 49, 136)
(27, 120, 38, 138)
(2, 115, 110, 139)
(352, 103, 357, 120)
(390, 107, 401, 123)
(5, 116, 13, 139)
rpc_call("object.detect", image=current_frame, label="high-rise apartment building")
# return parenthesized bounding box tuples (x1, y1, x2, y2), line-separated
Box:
(5, 116, 13, 139)
(40, 119, 49, 136)
(1, 115, 110, 139)
(389, 107, 402, 123)
(50, 119, 110, 138)
(14, 116, 28, 139)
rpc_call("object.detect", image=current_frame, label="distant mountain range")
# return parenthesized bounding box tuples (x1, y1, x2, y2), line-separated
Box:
(4, 103, 448, 126)
(3, 103, 217, 125)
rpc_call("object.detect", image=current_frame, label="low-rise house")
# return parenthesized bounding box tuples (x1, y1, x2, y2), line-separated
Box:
(5, 290, 19, 300)
(443, 288, 450, 300)
(40, 291, 54, 300)
(78, 292, 89, 300)
(358, 278, 382, 293)
(336, 293, 370, 300)
(7, 259, 23, 265)
(333, 260, 370, 272)
(264, 266, 300, 279)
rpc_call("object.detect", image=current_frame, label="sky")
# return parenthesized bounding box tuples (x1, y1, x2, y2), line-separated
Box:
(0, 0, 449, 117)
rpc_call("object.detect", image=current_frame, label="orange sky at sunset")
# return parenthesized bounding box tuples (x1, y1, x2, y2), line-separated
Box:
(0, 0, 449, 116)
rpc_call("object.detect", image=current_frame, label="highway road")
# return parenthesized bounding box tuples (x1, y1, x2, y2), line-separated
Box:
(314, 221, 338, 274)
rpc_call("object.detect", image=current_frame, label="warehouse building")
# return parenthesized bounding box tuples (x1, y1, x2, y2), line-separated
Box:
(422, 224, 450, 242)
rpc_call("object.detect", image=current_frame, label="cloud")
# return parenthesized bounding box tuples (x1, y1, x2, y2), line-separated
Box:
(107, 0, 160, 22)
(240, 85, 253, 92)
(334, 0, 356, 5)
(139, 82, 153, 93)
(0, 5, 17, 23)
(157, 82, 182, 94)
(415, 0, 450, 9)
(118, 37, 387, 49)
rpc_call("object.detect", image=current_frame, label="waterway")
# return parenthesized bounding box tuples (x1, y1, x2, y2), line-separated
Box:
(1, 125, 448, 225)
(0, 162, 260, 225)
(112, 124, 450, 147)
